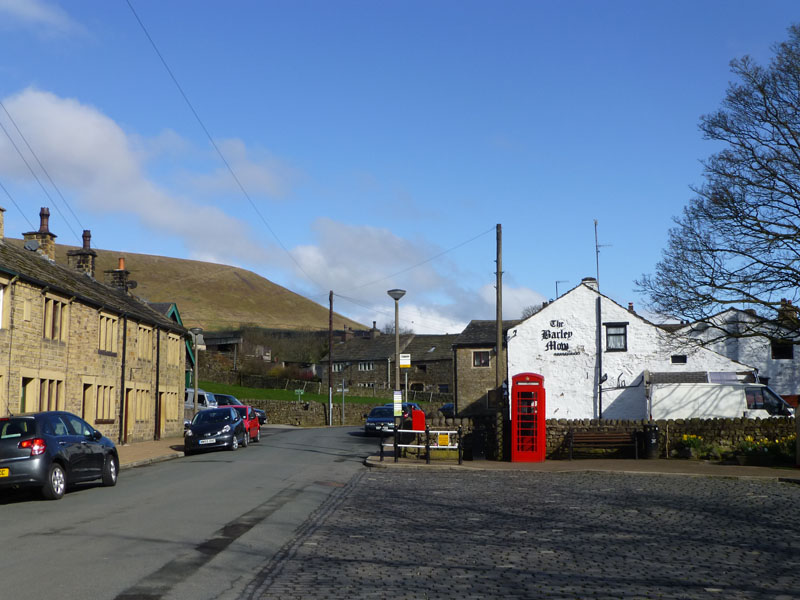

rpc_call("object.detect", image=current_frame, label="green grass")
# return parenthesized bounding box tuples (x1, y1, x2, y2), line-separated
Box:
(200, 381, 383, 405)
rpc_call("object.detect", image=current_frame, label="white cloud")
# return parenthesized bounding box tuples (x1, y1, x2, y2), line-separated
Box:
(0, 0, 84, 36)
(182, 138, 298, 198)
(287, 218, 547, 332)
(0, 88, 271, 265)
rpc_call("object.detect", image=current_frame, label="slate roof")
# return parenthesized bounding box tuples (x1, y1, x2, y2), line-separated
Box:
(453, 320, 521, 347)
(400, 334, 459, 361)
(0, 239, 184, 333)
(324, 333, 458, 363)
(325, 334, 414, 362)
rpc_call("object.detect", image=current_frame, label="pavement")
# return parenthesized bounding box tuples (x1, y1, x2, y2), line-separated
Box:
(117, 433, 800, 484)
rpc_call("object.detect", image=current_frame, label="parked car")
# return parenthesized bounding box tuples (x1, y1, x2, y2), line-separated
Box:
(184, 407, 247, 455)
(438, 403, 455, 419)
(223, 404, 261, 443)
(214, 393, 267, 425)
(364, 406, 396, 436)
(184, 389, 218, 410)
(0, 411, 118, 500)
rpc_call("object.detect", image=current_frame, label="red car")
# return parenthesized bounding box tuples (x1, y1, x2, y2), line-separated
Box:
(221, 404, 261, 443)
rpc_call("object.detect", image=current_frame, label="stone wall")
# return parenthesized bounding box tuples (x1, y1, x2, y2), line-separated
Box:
(455, 347, 504, 414)
(542, 417, 796, 458)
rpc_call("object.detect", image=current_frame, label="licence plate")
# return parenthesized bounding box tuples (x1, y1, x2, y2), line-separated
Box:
(0, 468, 8, 477)
(199, 439, 216, 445)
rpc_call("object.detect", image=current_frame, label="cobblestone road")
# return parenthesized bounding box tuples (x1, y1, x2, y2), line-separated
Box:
(242, 470, 800, 600)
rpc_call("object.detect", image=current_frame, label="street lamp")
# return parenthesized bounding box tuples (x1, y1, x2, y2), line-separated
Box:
(387, 289, 406, 394)
(189, 327, 203, 415)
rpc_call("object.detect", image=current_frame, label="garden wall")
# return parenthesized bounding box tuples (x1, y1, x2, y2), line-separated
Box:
(542, 417, 796, 459)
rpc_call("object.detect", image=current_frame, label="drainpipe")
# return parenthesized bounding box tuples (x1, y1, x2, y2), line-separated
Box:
(154, 327, 161, 440)
(118, 315, 128, 445)
(596, 296, 603, 419)
(5, 275, 19, 416)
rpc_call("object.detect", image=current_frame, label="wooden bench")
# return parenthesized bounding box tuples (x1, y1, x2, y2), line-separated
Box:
(568, 430, 638, 459)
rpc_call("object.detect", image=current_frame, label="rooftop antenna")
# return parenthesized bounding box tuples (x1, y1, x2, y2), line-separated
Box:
(594, 219, 611, 291)
(555, 280, 568, 299)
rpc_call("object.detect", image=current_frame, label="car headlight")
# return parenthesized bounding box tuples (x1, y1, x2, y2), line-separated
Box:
(185, 429, 193, 437)
(222, 425, 231, 433)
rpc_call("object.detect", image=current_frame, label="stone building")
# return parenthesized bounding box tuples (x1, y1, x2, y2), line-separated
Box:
(322, 332, 456, 394)
(0, 207, 186, 443)
(507, 278, 753, 420)
(452, 319, 520, 414)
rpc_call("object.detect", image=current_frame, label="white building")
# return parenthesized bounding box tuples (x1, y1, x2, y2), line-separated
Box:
(506, 278, 753, 420)
(678, 307, 800, 407)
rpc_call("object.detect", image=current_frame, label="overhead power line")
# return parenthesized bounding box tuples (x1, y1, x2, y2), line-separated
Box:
(0, 114, 81, 242)
(0, 177, 35, 230)
(125, 0, 323, 291)
(0, 101, 85, 241)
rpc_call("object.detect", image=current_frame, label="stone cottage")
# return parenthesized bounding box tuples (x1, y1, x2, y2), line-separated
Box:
(0, 207, 186, 443)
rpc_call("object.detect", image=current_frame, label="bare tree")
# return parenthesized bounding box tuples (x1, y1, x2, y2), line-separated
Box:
(638, 24, 800, 342)
(521, 303, 545, 319)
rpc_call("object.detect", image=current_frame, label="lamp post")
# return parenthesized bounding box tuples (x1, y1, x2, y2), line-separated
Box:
(387, 289, 406, 393)
(189, 327, 203, 415)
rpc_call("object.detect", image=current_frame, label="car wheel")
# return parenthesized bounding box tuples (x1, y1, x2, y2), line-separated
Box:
(42, 463, 66, 500)
(241, 428, 249, 448)
(102, 456, 118, 487)
(230, 435, 238, 451)
(254, 428, 260, 442)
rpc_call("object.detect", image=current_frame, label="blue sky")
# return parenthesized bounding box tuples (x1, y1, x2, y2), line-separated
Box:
(0, 1, 798, 333)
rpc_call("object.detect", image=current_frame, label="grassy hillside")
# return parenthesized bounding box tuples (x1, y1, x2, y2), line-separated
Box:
(7, 238, 366, 332)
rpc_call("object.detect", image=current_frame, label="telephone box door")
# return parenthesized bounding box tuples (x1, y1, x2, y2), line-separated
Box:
(511, 372, 546, 462)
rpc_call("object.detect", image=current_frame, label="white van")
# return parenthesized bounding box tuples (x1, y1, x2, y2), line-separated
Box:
(649, 382, 794, 420)
(184, 389, 218, 410)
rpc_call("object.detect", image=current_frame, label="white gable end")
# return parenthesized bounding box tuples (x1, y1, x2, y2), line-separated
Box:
(507, 283, 753, 420)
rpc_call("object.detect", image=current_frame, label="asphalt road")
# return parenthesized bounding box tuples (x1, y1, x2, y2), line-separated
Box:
(5, 428, 800, 600)
(0, 425, 376, 600)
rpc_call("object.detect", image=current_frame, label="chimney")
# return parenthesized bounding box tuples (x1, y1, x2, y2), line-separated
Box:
(104, 256, 131, 291)
(371, 320, 380, 339)
(343, 325, 353, 342)
(67, 230, 98, 278)
(628, 302, 635, 313)
(0, 206, 5, 240)
(23, 207, 57, 260)
(581, 276, 598, 291)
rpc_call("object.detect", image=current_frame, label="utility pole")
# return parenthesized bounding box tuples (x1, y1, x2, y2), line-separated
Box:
(496, 223, 503, 389)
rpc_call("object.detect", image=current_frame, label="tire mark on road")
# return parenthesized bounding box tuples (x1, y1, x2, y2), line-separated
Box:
(113, 487, 302, 600)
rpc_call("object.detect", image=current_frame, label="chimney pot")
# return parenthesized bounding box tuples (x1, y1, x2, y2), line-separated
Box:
(118, 257, 125, 270)
(38, 207, 51, 233)
(82, 230, 91, 249)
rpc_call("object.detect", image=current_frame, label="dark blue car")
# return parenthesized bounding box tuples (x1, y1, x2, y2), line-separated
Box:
(364, 406, 396, 436)
(0, 411, 118, 500)
(184, 407, 248, 454)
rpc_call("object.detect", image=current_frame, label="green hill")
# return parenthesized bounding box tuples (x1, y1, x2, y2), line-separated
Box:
(7, 238, 367, 333)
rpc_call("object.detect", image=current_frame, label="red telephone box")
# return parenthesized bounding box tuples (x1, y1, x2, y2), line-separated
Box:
(510, 372, 546, 462)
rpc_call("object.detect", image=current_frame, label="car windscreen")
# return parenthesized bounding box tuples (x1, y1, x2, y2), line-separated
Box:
(217, 395, 242, 405)
(193, 410, 232, 425)
(369, 407, 394, 418)
(0, 418, 35, 439)
(232, 406, 247, 417)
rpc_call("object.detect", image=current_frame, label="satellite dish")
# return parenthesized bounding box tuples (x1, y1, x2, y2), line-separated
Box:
(24, 240, 40, 251)
(127, 280, 138, 289)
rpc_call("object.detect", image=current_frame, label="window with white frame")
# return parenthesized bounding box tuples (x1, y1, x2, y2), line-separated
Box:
(332, 363, 344, 373)
(358, 361, 374, 371)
